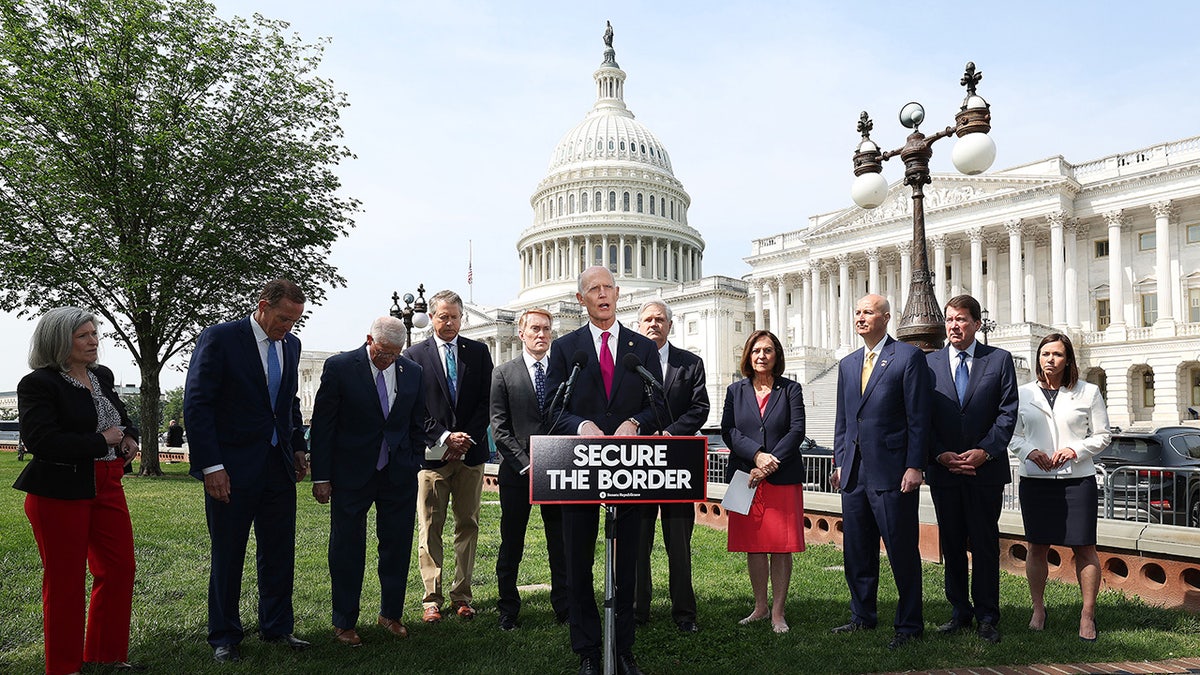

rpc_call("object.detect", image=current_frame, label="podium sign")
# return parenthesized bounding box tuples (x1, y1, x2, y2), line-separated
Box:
(530, 435, 707, 504)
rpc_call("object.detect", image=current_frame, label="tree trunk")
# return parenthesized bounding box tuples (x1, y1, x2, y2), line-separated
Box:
(137, 364, 164, 476)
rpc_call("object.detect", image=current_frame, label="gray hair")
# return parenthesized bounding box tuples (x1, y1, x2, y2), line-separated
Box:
(370, 316, 407, 346)
(577, 265, 615, 294)
(28, 307, 98, 371)
(428, 289, 463, 316)
(638, 299, 672, 323)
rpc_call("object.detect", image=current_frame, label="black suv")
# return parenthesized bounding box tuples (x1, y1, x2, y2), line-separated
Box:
(1094, 426, 1200, 527)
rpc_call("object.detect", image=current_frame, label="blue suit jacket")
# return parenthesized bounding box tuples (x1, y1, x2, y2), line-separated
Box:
(402, 334, 494, 467)
(184, 317, 306, 487)
(721, 376, 806, 485)
(308, 346, 428, 491)
(545, 323, 662, 435)
(924, 342, 1018, 486)
(833, 336, 932, 490)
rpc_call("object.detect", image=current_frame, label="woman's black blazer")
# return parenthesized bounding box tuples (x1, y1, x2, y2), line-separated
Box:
(720, 376, 807, 485)
(13, 365, 138, 499)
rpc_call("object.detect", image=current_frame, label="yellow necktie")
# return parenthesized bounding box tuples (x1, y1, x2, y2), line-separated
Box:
(861, 351, 876, 394)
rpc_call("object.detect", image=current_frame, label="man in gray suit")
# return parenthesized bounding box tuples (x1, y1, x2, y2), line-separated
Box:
(491, 308, 568, 631)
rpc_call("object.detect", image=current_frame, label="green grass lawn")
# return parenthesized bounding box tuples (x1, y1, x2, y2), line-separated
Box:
(1, 454, 1198, 674)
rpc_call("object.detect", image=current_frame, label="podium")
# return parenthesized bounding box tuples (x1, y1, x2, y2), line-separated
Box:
(531, 435, 706, 675)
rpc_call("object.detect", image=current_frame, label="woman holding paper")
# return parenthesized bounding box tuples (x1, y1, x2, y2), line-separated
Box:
(721, 330, 806, 634)
(1008, 332, 1110, 641)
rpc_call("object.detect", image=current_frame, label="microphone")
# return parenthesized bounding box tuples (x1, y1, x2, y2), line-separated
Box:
(623, 353, 663, 391)
(548, 350, 589, 413)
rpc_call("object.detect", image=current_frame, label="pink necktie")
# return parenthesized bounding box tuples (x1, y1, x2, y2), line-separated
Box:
(600, 331, 614, 399)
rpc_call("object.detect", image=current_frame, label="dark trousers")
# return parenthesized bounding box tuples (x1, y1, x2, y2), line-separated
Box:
(634, 503, 697, 624)
(562, 503, 638, 659)
(496, 474, 568, 620)
(330, 467, 418, 629)
(205, 453, 296, 646)
(840, 460, 923, 635)
(930, 483, 1004, 625)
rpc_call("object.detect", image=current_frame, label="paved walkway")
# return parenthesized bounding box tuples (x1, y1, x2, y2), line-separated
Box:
(882, 657, 1200, 674)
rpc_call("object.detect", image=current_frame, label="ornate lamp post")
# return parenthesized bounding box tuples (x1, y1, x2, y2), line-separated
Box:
(851, 62, 996, 351)
(389, 284, 430, 348)
(980, 307, 997, 345)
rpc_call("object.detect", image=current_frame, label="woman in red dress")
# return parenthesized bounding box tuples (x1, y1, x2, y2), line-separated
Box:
(721, 330, 806, 633)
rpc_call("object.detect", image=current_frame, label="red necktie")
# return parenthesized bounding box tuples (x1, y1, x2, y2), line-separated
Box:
(600, 331, 614, 399)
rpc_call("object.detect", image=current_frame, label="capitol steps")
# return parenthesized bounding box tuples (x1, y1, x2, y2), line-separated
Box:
(801, 363, 841, 448)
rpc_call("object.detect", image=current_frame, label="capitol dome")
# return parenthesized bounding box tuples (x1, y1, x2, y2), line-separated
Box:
(517, 22, 703, 303)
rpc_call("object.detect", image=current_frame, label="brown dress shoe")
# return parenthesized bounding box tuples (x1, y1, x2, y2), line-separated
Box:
(378, 615, 409, 638)
(452, 601, 476, 620)
(422, 606, 442, 623)
(333, 627, 362, 646)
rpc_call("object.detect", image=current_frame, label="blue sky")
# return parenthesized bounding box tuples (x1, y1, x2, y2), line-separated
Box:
(3, 0, 1200, 391)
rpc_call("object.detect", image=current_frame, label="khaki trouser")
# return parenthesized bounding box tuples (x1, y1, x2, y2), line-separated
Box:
(416, 461, 484, 608)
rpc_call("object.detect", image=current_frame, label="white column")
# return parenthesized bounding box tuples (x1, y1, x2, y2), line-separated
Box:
(651, 239, 659, 279)
(896, 242, 912, 313)
(968, 227, 984, 300)
(1105, 210, 1126, 329)
(838, 254, 851, 349)
(826, 261, 838, 349)
(1152, 201, 1175, 326)
(866, 247, 880, 294)
(776, 275, 788, 341)
(811, 265, 823, 349)
(618, 235, 626, 278)
(754, 282, 764, 330)
(1047, 211, 1066, 328)
(883, 254, 897, 317)
(800, 271, 811, 347)
(929, 235, 947, 307)
(948, 239, 963, 298)
(585, 236, 593, 271)
(1023, 234, 1037, 324)
(567, 237, 576, 278)
(985, 236, 1000, 322)
(1006, 219, 1024, 323)
(1063, 223, 1080, 329)
(601, 235, 609, 270)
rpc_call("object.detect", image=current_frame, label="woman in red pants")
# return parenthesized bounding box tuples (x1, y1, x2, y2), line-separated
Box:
(13, 307, 142, 674)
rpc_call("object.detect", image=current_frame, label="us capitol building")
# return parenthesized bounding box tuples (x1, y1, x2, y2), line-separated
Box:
(298, 25, 1200, 443)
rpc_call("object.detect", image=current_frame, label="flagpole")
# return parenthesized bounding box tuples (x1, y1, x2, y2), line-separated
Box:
(468, 239, 473, 304)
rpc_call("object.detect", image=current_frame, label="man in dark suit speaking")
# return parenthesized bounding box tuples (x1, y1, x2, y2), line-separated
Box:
(633, 299, 709, 633)
(831, 293, 931, 651)
(402, 289, 494, 623)
(545, 266, 661, 675)
(184, 279, 311, 662)
(491, 307, 568, 631)
(925, 295, 1017, 644)
(309, 316, 428, 645)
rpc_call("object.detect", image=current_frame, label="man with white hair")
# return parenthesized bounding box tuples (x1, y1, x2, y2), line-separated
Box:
(309, 316, 428, 645)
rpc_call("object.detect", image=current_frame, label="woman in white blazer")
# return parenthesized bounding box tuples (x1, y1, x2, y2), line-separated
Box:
(1009, 333, 1110, 642)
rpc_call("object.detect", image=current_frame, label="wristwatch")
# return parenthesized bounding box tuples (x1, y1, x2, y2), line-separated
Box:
(626, 418, 641, 431)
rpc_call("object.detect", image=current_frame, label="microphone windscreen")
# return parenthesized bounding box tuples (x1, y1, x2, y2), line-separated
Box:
(571, 350, 589, 367)
(622, 352, 642, 371)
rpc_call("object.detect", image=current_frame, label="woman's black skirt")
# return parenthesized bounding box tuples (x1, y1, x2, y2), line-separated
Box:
(1019, 476, 1098, 546)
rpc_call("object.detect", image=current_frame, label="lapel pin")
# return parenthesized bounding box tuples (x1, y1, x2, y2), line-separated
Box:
(879, 360, 888, 368)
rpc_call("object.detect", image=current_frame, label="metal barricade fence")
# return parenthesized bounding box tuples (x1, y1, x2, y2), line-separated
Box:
(1098, 464, 1200, 527)
(706, 450, 837, 493)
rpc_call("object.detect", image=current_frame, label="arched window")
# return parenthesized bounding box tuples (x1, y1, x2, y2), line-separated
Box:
(558, 196, 563, 215)
(623, 245, 633, 274)
(649, 195, 655, 215)
(595, 191, 602, 211)
(581, 192, 589, 212)
(636, 193, 644, 213)
(596, 140, 603, 151)
(608, 245, 618, 272)
(593, 245, 602, 266)
(620, 140, 626, 151)
(640, 143, 646, 154)
(670, 200, 675, 220)
(622, 192, 630, 212)
(568, 194, 575, 214)
(550, 200, 555, 219)
(609, 191, 617, 211)
(608, 140, 614, 151)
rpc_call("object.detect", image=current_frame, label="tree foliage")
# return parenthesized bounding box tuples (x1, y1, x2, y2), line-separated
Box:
(0, 0, 357, 473)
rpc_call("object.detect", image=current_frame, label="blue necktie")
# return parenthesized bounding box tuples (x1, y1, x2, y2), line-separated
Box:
(376, 369, 390, 470)
(534, 361, 546, 412)
(955, 351, 970, 406)
(444, 343, 458, 405)
(267, 339, 281, 445)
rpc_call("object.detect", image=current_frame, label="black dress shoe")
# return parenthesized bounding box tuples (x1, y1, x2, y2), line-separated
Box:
(263, 633, 311, 650)
(887, 631, 921, 650)
(676, 620, 700, 633)
(213, 645, 241, 663)
(831, 621, 873, 634)
(578, 655, 601, 675)
(936, 617, 972, 634)
(977, 621, 1001, 644)
(499, 614, 518, 631)
(616, 653, 645, 675)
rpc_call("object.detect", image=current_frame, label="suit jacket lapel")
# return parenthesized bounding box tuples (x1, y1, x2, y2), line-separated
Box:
(858, 337, 893, 412)
(240, 318, 272, 407)
(929, 348, 956, 406)
(961, 344, 989, 407)
(663, 346, 678, 393)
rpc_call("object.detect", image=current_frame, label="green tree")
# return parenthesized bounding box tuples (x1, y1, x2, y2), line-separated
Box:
(0, 0, 357, 474)
(160, 386, 184, 434)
